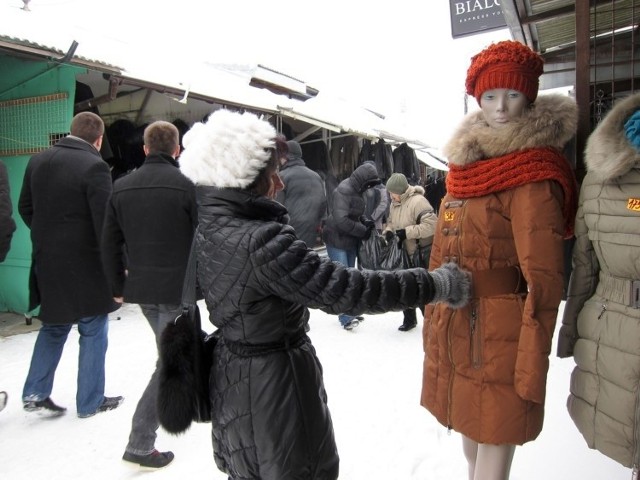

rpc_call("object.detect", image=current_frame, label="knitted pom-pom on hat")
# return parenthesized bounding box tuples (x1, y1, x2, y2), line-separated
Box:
(179, 109, 276, 188)
(466, 40, 544, 104)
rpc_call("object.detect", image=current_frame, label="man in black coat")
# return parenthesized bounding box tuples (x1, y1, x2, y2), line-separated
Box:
(0, 159, 16, 411)
(0, 160, 15, 263)
(19, 112, 122, 418)
(101, 121, 197, 469)
(275, 140, 327, 247)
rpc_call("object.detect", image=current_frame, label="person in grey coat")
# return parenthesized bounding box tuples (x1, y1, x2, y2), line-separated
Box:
(19, 112, 122, 418)
(363, 161, 389, 232)
(557, 92, 640, 470)
(275, 140, 327, 247)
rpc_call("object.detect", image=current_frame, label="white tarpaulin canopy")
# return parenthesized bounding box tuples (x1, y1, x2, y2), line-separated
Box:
(415, 148, 449, 171)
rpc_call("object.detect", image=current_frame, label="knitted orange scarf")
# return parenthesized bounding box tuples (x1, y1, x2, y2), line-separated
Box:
(446, 147, 577, 237)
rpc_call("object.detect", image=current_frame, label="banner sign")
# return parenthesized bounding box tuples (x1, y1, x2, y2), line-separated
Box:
(450, 0, 507, 38)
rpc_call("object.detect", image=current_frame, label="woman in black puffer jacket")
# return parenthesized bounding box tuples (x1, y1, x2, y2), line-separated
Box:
(179, 109, 471, 480)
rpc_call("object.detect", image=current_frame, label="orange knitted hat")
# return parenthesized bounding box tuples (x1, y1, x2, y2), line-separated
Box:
(466, 40, 544, 104)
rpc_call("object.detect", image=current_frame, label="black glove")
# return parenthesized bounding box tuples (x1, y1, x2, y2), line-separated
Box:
(429, 262, 471, 309)
(359, 215, 375, 230)
(395, 229, 407, 248)
(383, 230, 394, 243)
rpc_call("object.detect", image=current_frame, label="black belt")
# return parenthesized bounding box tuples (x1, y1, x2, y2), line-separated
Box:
(223, 333, 308, 357)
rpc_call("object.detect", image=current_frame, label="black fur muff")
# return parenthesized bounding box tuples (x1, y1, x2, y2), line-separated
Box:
(157, 311, 202, 434)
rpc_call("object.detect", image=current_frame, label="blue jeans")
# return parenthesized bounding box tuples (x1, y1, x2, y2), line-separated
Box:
(23, 314, 109, 416)
(325, 245, 357, 326)
(125, 303, 181, 455)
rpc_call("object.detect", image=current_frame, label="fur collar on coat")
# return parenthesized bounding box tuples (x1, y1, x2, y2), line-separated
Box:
(584, 93, 640, 181)
(398, 184, 425, 202)
(443, 94, 578, 167)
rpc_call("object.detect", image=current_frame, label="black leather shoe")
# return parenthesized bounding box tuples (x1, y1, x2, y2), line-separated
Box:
(398, 322, 417, 332)
(78, 395, 124, 418)
(123, 449, 174, 469)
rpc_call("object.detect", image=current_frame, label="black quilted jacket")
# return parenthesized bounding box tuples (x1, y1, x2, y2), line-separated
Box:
(196, 186, 437, 480)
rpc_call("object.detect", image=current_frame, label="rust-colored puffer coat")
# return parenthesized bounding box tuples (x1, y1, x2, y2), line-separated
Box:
(421, 94, 578, 445)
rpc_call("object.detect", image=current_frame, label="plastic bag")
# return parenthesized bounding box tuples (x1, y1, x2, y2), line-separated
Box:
(358, 230, 384, 270)
(358, 230, 409, 270)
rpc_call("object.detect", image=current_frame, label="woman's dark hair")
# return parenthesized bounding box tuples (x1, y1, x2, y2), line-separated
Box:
(247, 135, 287, 196)
(275, 134, 288, 160)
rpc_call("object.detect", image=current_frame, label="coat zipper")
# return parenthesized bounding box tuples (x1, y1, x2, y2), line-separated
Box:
(597, 303, 607, 320)
(470, 301, 482, 369)
(634, 373, 640, 473)
(446, 308, 456, 430)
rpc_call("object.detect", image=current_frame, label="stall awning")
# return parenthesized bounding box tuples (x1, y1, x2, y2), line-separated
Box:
(415, 149, 449, 171)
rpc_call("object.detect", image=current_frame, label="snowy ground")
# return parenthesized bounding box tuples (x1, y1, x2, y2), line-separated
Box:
(0, 301, 630, 479)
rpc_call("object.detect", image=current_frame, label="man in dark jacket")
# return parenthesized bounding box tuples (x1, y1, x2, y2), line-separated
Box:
(101, 121, 197, 469)
(322, 162, 380, 329)
(0, 159, 16, 411)
(19, 112, 122, 418)
(275, 140, 327, 247)
(0, 160, 15, 263)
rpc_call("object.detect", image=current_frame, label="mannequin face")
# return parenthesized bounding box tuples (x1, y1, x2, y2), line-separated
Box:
(480, 89, 529, 129)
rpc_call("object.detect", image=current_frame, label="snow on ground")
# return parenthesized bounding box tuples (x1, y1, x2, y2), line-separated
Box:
(0, 301, 630, 479)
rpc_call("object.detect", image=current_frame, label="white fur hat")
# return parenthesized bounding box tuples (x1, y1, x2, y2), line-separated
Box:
(179, 109, 276, 188)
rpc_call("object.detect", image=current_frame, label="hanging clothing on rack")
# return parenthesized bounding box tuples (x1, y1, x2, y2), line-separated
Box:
(392, 143, 421, 185)
(330, 135, 360, 181)
(358, 138, 393, 182)
(300, 139, 332, 174)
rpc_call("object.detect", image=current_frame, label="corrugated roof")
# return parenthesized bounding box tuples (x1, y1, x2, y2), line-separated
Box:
(503, 0, 640, 72)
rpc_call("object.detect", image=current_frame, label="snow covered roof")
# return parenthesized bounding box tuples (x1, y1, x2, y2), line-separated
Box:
(0, 4, 432, 146)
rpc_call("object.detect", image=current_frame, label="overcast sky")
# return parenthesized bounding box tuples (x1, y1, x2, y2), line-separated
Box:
(12, 0, 509, 147)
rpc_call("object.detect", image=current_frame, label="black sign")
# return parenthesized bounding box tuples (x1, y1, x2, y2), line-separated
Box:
(450, 0, 507, 38)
